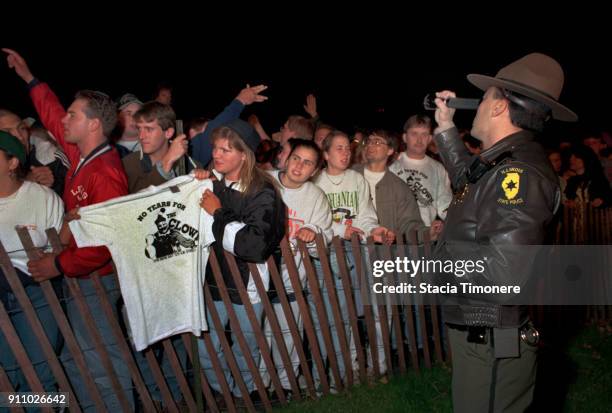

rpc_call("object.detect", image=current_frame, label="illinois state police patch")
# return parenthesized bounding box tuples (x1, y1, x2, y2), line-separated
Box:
(497, 166, 526, 207)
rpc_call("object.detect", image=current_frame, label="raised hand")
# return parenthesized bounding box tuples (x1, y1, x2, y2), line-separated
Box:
(161, 134, 188, 172)
(433, 90, 457, 133)
(2, 48, 35, 83)
(236, 84, 269, 106)
(303, 94, 318, 118)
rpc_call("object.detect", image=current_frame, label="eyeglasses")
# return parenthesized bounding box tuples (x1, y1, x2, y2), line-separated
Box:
(366, 139, 389, 146)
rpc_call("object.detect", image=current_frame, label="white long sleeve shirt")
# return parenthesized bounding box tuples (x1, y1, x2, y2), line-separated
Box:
(389, 153, 452, 225)
(269, 170, 333, 291)
(314, 169, 379, 238)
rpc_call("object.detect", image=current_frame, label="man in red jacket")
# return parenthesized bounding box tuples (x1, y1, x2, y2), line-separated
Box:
(4, 48, 127, 278)
(4, 48, 132, 411)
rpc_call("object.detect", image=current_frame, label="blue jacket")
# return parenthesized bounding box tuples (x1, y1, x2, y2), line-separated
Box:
(190, 99, 245, 167)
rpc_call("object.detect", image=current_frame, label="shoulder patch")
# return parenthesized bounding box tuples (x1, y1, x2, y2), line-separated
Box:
(497, 166, 526, 207)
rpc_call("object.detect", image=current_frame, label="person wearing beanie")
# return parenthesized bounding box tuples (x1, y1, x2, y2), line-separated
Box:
(114, 92, 143, 157)
(4, 48, 133, 410)
(198, 118, 286, 399)
(190, 84, 269, 168)
(0, 130, 27, 165)
(0, 109, 69, 196)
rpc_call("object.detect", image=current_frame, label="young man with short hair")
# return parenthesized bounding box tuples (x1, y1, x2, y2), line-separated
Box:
(389, 115, 452, 227)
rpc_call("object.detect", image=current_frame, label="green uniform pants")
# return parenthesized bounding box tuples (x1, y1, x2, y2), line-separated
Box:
(448, 326, 537, 413)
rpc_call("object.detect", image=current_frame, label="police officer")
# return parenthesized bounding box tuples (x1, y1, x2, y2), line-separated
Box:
(432, 53, 577, 412)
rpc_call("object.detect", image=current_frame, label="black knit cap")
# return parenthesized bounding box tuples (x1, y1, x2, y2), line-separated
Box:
(223, 119, 260, 153)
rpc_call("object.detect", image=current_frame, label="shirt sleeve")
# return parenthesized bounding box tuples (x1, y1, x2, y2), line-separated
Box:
(29, 82, 80, 166)
(198, 180, 216, 247)
(155, 162, 177, 180)
(396, 182, 427, 236)
(302, 190, 334, 256)
(58, 169, 127, 276)
(354, 173, 380, 236)
(434, 127, 472, 190)
(212, 186, 284, 262)
(46, 189, 65, 233)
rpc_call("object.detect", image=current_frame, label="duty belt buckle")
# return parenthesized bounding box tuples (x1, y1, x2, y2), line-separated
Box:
(520, 323, 540, 347)
(453, 184, 469, 205)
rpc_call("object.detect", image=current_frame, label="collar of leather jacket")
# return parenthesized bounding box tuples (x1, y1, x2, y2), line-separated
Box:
(464, 130, 536, 185)
(480, 130, 535, 163)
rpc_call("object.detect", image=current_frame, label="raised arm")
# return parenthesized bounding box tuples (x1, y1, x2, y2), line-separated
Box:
(3, 48, 77, 164)
(433, 90, 472, 189)
(191, 84, 268, 166)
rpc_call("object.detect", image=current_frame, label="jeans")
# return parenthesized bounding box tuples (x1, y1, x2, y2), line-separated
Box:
(60, 276, 134, 412)
(309, 241, 362, 385)
(259, 300, 302, 390)
(198, 300, 263, 397)
(1, 283, 62, 394)
(129, 332, 186, 405)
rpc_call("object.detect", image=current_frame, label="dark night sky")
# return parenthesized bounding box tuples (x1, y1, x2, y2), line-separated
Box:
(1, 33, 609, 147)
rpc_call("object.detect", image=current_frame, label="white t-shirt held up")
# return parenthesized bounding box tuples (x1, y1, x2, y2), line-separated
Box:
(69, 175, 214, 351)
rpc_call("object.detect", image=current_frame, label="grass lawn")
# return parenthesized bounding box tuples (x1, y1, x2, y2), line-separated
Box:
(275, 321, 611, 412)
(554, 322, 612, 412)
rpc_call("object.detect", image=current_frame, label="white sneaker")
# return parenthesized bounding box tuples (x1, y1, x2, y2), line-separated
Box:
(298, 375, 308, 390)
(328, 374, 340, 394)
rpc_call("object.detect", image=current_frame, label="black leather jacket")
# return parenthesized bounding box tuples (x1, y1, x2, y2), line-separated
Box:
(433, 127, 560, 327)
(207, 179, 286, 304)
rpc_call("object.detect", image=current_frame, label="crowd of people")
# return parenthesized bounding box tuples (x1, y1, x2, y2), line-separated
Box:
(1, 47, 610, 411)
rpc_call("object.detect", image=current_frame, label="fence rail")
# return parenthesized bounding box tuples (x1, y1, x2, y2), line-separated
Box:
(1, 206, 610, 411)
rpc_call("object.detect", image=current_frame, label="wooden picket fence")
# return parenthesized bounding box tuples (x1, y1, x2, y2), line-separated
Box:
(1, 226, 447, 412)
(546, 204, 612, 325)
(1, 206, 610, 412)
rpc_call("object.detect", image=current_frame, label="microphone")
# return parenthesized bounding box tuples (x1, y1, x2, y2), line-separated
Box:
(423, 94, 481, 111)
